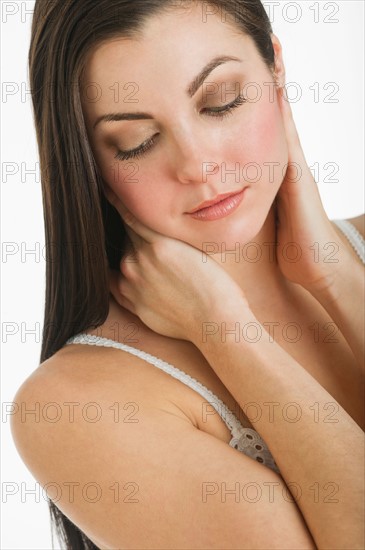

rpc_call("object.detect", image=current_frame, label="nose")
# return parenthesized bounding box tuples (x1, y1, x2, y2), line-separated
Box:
(168, 123, 220, 185)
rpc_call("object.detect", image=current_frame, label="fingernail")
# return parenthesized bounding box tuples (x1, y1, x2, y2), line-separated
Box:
(105, 188, 117, 205)
(122, 212, 134, 225)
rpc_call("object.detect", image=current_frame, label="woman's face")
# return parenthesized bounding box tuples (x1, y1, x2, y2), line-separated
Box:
(81, 4, 288, 250)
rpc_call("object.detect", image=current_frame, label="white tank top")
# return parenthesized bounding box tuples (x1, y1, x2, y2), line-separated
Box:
(65, 220, 365, 477)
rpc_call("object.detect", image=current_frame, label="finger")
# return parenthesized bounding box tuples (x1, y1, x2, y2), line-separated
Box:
(279, 86, 307, 164)
(278, 87, 314, 191)
(109, 288, 137, 316)
(118, 207, 161, 245)
(103, 183, 118, 207)
(122, 238, 139, 264)
(123, 222, 145, 250)
(103, 183, 149, 246)
(114, 200, 165, 245)
(104, 184, 165, 244)
(108, 269, 137, 315)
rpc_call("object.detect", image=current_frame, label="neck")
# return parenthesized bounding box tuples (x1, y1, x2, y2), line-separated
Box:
(211, 204, 293, 313)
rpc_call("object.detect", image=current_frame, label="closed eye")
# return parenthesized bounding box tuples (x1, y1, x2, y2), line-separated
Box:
(201, 92, 247, 118)
(114, 93, 247, 162)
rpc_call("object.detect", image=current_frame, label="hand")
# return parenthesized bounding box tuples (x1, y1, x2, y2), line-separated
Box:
(104, 192, 249, 343)
(274, 86, 348, 293)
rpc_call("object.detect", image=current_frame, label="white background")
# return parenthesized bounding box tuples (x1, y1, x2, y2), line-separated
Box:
(1, 1, 364, 548)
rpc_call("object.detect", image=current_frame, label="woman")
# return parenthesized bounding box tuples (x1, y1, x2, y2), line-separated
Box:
(11, 0, 364, 548)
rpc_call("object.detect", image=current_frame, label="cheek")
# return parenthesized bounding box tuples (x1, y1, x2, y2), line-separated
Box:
(227, 98, 288, 186)
(103, 163, 174, 227)
(258, 100, 288, 162)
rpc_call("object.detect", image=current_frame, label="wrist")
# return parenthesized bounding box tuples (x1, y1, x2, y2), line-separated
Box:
(306, 252, 363, 305)
(192, 295, 255, 350)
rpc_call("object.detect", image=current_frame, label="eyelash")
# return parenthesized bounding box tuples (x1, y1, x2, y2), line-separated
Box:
(114, 93, 247, 162)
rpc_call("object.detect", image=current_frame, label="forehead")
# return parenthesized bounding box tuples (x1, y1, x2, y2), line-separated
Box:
(79, 4, 262, 128)
(81, 4, 255, 88)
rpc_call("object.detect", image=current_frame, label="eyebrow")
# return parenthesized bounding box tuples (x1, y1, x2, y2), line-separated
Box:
(92, 55, 243, 130)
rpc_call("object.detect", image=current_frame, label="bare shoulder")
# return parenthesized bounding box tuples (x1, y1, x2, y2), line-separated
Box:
(11, 340, 197, 436)
(10, 342, 315, 548)
(330, 214, 365, 260)
(331, 214, 365, 238)
(345, 214, 365, 239)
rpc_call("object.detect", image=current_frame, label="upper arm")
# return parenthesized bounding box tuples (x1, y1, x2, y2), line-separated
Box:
(11, 357, 316, 550)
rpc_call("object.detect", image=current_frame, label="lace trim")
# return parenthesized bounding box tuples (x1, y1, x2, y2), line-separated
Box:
(333, 219, 365, 264)
(229, 429, 280, 474)
(65, 333, 280, 474)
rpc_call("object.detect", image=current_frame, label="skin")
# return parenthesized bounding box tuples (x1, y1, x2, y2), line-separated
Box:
(10, 5, 364, 549)
(81, 4, 292, 310)
(80, 2, 360, 331)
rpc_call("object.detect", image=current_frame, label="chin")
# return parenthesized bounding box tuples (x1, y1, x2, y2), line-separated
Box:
(211, 198, 273, 243)
(187, 216, 267, 255)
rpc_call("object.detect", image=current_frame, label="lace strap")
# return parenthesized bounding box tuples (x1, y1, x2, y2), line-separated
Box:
(66, 333, 245, 438)
(66, 333, 280, 474)
(333, 219, 365, 264)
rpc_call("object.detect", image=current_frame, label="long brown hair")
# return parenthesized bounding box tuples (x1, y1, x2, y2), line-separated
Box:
(29, 0, 275, 547)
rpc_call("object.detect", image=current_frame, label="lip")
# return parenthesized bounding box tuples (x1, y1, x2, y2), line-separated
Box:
(185, 187, 248, 221)
(186, 189, 245, 214)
